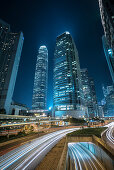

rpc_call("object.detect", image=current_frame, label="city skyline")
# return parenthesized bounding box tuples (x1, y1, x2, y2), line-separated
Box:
(0, 0, 112, 109)
(0, 1, 113, 169)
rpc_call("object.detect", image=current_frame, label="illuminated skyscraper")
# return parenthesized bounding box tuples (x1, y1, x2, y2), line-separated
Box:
(104, 90, 114, 117)
(102, 36, 114, 83)
(89, 78, 98, 117)
(81, 69, 98, 118)
(102, 84, 114, 117)
(0, 19, 24, 114)
(53, 32, 84, 117)
(98, 0, 114, 83)
(32, 46, 48, 110)
(81, 69, 94, 117)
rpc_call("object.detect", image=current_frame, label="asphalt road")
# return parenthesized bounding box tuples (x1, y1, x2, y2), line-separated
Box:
(0, 128, 78, 170)
(68, 143, 106, 170)
(102, 125, 114, 149)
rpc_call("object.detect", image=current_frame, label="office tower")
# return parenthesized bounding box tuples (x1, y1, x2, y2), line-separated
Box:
(102, 84, 108, 97)
(107, 85, 113, 94)
(81, 69, 94, 117)
(98, 105, 104, 117)
(32, 46, 48, 110)
(102, 35, 114, 82)
(102, 85, 114, 97)
(81, 69, 97, 118)
(53, 32, 84, 117)
(0, 19, 24, 114)
(89, 78, 98, 116)
(104, 90, 114, 117)
(98, 0, 114, 83)
(101, 84, 114, 117)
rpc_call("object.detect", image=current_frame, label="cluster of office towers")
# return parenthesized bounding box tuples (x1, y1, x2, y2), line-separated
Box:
(32, 0, 114, 118)
(0, 0, 113, 117)
(32, 31, 98, 118)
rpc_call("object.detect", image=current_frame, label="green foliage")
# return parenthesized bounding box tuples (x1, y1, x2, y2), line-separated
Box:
(51, 125, 60, 127)
(18, 130, 26, 136)
(0, 108, 6, 114)
(64, 118, 86, 124)
(67, 127, 107, 138)
(101, 120, 105, 123)
(30, 126, 34, 131)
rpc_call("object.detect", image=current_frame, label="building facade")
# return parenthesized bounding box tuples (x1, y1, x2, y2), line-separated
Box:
(81, 69, 98, 118)
(53, 32, 84, 118)
(98, 0, 114, 83)
(89, 78, 98, 117)
(32, 46, 48, 110)
(101, 85, 114, 117)
(10, 101, 28, 115)
(98, 105, 104, 117)
(0, 19, 24, 114)
(104, 90, 114, 117)
(102, 35, 114, 82)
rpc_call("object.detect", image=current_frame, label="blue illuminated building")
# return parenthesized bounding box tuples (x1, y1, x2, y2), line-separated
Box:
(104, 90, 114, 117)
(53, 32, 84, 117)
(81, 69, 98, 118)
(99, 0, 114, 83)
(102, 85, 114, 117)
(102, 35, 114, 83)
(32, 46, 48, 110)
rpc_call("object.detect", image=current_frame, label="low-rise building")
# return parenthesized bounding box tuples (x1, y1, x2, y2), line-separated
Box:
(9, 101, 28, 115)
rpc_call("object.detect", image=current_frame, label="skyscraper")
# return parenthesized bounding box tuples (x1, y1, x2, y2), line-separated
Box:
(0, 19, 24, 114)
(32, 46, 48, 110)
(102, 35, 114, 83)
(104, 90, 114, 117)
(89, 78, 98, 117)
(98, 0, 114, 83)
(102, 84, 114, 117)
(53, 32, 84, 118)
(81, 69, 98, 118)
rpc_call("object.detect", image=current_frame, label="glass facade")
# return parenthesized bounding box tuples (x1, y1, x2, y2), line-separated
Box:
(0, 19, 24, 114)
(32, 46, 48, 110)
(81, 69, 98, 118)
(53, 32, 83, 116)
(104, 90, 114, 117)
(99, 0, 114, 83)
(102, 85, 114, 117)
(102, 35, 114, 83)
(89, 78, 98, 117)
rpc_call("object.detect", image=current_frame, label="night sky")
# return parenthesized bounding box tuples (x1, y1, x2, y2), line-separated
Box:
(0, 0, 112, 109)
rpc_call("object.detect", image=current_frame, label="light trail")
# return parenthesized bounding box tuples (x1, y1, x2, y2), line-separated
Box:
(106, 126, 114, 144)
(102, 124, 114, 149)
(0, 128, 78, 170)
(68, 142, 105, 170)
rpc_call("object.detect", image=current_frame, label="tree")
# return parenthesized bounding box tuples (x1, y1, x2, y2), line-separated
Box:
(0, 108, 6, 114)
(30, 126, 34, 132)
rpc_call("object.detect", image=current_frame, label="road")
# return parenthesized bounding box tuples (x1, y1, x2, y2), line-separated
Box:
(102, 124, 114, 149)
(0, 128, 78, 170)
(68, 143, 106, 170)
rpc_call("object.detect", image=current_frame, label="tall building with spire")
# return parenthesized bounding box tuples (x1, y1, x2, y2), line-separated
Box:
(32, 46, 48, 110)
(0, 19, 24, 114)
(53, 32, 85, 118)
